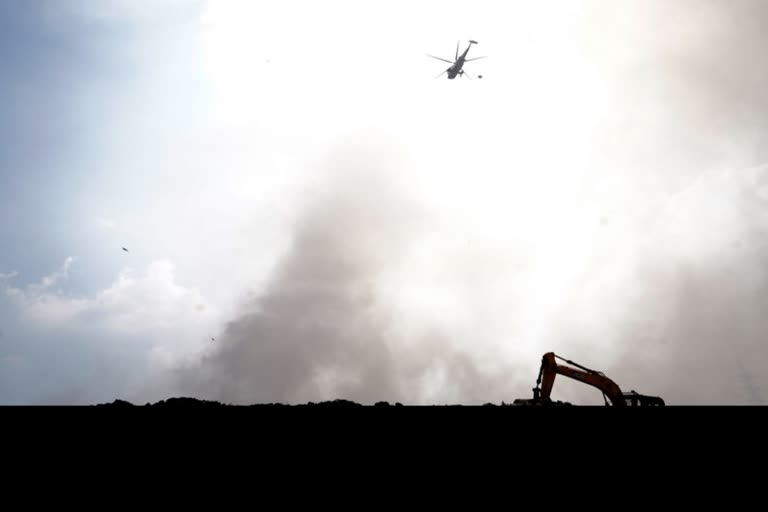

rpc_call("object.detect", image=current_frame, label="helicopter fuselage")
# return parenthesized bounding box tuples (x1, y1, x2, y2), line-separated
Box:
(446, 58, 466, 79)
(445, 43, 474, 79)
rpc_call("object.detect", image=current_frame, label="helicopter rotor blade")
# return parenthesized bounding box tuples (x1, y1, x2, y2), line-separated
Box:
(465, 56, 487, 62)
(426, 54, 454, 64)
(435, 69, 448, 79)
(455, 40, 460, 60)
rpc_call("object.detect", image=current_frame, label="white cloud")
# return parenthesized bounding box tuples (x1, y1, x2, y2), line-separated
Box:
(3, 258, 85, 323)
(0, 271, 18, 282)
(94, 260, 219, 335)
(96, 218, 117, 230)
(2, 258, 221, 364)
(34, 256, 74, 291)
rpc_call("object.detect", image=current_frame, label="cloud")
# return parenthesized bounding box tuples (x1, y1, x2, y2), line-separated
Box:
(5, 257, 78, 319)
(2, 258, 221, 363)
(2, 258, 87, 323)
(36, 256, 74, 290)
(0, 255, 227, 403)
(0, 271, 18, 282)
(96, 218, 117, 230)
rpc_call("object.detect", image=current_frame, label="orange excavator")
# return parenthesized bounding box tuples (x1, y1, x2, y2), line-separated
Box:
(513, 352, 665, 406)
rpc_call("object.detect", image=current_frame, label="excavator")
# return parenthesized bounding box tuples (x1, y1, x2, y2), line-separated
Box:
(513, 352, 665, 406)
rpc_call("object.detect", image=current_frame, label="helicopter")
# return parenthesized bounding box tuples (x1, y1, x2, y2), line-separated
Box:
(427, 40, 485, 79)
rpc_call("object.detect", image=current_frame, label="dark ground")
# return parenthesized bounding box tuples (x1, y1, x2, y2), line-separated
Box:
(96, 397, 573, 407)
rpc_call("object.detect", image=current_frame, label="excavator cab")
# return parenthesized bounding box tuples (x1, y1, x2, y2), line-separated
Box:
(621, 391, 665, 407)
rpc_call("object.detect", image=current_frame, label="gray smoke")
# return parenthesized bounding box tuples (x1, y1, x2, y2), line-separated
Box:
(556, 0, 768, 404)
(601, 166, 768, 405)
(171, 139, 522, 404)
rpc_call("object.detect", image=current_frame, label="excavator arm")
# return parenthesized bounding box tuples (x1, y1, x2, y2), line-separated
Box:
(535, 352, 626, 406)
(512, 352, 665, 406)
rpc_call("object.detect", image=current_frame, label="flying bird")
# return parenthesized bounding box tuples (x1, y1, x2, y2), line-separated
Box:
(122, 247, 129, 253)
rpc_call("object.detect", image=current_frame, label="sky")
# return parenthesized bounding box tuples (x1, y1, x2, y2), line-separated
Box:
(2, 0, 768, 405)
